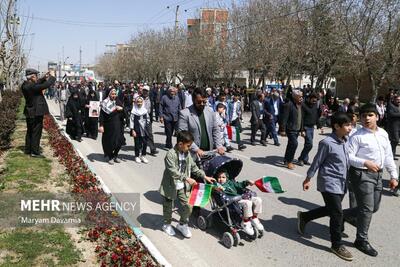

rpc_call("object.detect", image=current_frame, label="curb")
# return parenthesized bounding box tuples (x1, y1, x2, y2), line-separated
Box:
(48, 111, 171, 267)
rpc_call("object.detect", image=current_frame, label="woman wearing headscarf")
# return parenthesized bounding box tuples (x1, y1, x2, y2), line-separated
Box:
(99, 88, 125, 164)
(84, 89, 99, 139)
(65, 90, 84, 142)
(130, 97, 150, 163)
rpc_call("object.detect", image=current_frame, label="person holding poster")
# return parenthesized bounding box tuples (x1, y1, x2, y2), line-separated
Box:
(85, 89, 99, 139)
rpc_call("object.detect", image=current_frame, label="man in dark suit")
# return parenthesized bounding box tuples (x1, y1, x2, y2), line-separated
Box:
(280, 89, 304, 169)
(264, 91, 282, 146)
(21, 69, 56, 157)
(250, 91, 267, 146)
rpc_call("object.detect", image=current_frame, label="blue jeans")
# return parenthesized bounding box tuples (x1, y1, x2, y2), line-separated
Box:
(284, 131, 299, 163)
(299, 126, 314, 163)
(266, 115, 279, 144)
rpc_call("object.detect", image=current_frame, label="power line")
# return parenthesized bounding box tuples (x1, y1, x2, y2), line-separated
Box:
(20, 14, 174, 28)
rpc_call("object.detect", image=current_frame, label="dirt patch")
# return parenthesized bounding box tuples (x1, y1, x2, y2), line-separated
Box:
(65, 227, 98, 267)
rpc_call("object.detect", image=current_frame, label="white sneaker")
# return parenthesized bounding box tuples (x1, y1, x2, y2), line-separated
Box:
(140, 156, 148, 164)
(162, 224, 176, 236)
(176, 223, 192, 238)
(135, 157, 141, 163)
(251, 217, 264, 231)
(241, 221, 254, 236)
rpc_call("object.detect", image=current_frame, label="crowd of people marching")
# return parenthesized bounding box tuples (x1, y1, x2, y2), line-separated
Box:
(22, 68, 400, 262)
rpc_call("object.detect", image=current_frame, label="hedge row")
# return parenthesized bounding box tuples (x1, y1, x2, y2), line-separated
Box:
(0, 90, 22, 153)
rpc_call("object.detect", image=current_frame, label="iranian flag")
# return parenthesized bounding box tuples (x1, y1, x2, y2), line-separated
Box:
(254, 176, 284, 193)
(188, 183, 213, 207)
(225, 125, 240, 143)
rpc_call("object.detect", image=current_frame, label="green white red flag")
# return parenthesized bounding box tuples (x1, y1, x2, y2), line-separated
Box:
(188, 183, 213, 207)
(254, 176, 284, 193)
(225, 125, 240, 143)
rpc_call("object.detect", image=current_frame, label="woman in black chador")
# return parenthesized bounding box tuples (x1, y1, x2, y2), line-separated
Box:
(99, 88, 125, 164)
(65, 90, 84, 142)
(84, 89, 99, 139)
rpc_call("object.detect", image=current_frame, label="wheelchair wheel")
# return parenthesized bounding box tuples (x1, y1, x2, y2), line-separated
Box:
(233, 231, 241, 246)
(197, 215, 207, 231)
(222, 232, 234, 249)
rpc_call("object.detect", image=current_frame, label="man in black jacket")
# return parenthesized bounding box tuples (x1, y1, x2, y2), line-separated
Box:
(250, 91, 267, 146)
(298, 93, 320, 166)
(280, 89, 303, 169)
(21, 69, 56, 157)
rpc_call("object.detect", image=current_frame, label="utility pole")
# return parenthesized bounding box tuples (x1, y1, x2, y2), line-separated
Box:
(79, 46, 82, 72)
(173, 5, 179, 84)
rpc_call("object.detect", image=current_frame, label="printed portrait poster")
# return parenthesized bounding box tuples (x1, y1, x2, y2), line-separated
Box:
(89, 101, 100, 118)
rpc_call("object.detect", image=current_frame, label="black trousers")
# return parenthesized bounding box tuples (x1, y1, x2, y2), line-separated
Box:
(250, 119, 266, 143)
(25, 116, 44, 155)
(302, 192, 344, 248)
(134, 136, 147, 157)
(153, 102, 160, 121)
(164, 120, 177, 148)
(145, 123, 156, 152)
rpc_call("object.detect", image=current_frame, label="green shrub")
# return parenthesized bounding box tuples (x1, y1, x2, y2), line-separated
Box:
(0, 90, 22, 151)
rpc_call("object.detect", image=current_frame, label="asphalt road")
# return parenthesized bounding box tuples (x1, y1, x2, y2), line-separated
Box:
(48, 100, 400, 267)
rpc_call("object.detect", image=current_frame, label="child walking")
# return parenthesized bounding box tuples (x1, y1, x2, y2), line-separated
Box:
(297, 111, 354, 261)
(215, 103, 233, 152)
(130, 97, 149, 163)
(159, 131, 214, 238)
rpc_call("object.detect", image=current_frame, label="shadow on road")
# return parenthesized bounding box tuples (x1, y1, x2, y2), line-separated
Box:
(278, 196, 320, 210)
(87, 153, 107, 162)
(143, 190, 164, 205)
(121, 145, 134, 152)
(137, 213, 185, 240)
(250, 156, 285, 167)
(86, 152, 135, 162)
(260, 215, 333, 251)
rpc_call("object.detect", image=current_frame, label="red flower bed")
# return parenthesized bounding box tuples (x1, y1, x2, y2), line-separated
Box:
(43, 115, 157, 267)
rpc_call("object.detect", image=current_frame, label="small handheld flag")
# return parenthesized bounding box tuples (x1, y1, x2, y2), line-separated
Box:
(254, 176, 284, 193)
(188, 183, 213, 207)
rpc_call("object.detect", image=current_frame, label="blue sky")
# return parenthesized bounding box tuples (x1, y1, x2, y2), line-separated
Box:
(20, 0, 233, 71)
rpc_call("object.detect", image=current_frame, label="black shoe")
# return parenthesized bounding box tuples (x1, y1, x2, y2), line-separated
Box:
(297, 211, 306, 235)
(150, 150, 159, 156)
(354, 240, 378, 257)
(297, 160, 304, 166)
(238, 144, 246, 150)
(77, 138, 82, 142)
(260, 141, 267, 146)
(303, 161, 311, 166)
(274, 142, 281, 146)
(226, 146, 234, 152)
(31, 153, 45, 158)
(251, 142, 257, 146)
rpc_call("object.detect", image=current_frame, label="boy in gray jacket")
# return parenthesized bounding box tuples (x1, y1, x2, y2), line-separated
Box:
(297, 112, 353, 261)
